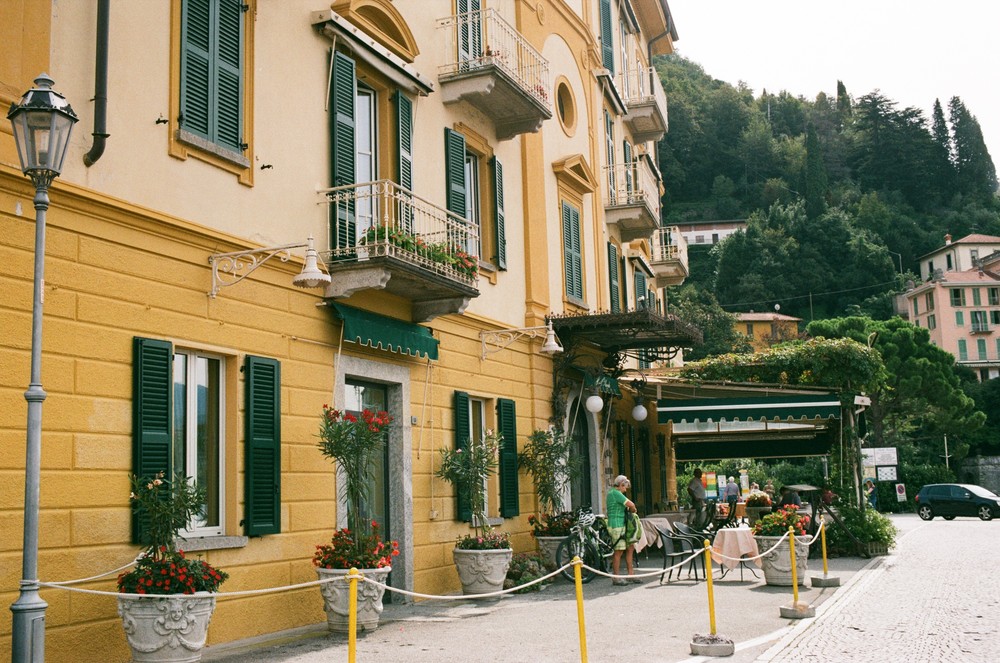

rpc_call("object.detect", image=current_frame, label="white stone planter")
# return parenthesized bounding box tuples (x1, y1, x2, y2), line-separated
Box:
(317, 566, 392, 633)
(744, 506, 772, 525)
(534, 536, 564, 567)
(117, 593, 216, 663)
(452, 548, 513, 596)
(754, 535, 808, 586)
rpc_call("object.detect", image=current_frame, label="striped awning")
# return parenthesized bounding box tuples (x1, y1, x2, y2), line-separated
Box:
(658, 393, 841, 424)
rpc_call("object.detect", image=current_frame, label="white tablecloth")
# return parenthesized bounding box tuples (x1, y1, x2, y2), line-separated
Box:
(711, 527, 762, 570)
(634, 516, 684, 554)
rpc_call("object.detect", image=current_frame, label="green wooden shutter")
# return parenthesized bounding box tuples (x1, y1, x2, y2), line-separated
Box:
(395, 90, 414, 232)
(330, 51, 356, 249)
(623, 141, 633, 197)
(457, 0, 483, 65)
(615, 423, 626, 475)
(453, 391, 472, 522)
(621, 255, 628, 310)
(132, 337, 174, 544)
(497, 398, 519, 518)
(245, 356, 281, 536)
(491, 156, 507, 270)
(563, 202, 582, 300)
(608, 242, 620, 313)
(445, 128, 467, 218)
(634, 270, 647, 309)
(395, 91, 413, 191)
(180, 0, 242, 152)
(180, 0, 211, 139)
(215, 0, 243, 152)
(599, 0, 614, 73)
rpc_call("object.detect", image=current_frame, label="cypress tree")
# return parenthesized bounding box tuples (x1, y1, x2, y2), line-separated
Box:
(804, 123, 828, 219)
(949, 96, 998, 198)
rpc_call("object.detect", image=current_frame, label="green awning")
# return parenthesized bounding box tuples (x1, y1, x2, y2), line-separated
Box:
(329, 303, 439, 360)
(584, 373, 622, 397)
(658, 393, 841, 424)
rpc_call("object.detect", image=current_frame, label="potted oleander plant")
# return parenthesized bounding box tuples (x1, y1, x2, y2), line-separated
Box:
(315, 406, 398, 632)
(117, 472, 229, 663)
(752, 505, 810, 586)
(436, 429, 512, 596)
(518, 428, 579, 565)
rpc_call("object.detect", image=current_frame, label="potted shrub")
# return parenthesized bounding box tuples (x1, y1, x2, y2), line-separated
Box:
(518, 428, 579, 564)
(824, 504, 898, 557)
(752, 505, 810, 586)
(315, 406, 398, 632)
(526, 512, 575, 565)
(503, 552, 556, 593)
(436, 429, 513, 596)
(117, 472, 229, 663)
(744, 490, 773, 525)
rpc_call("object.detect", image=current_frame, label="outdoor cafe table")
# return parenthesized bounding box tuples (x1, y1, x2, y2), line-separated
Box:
(711, 526, 762, 579)
(633, 514, 687, 554)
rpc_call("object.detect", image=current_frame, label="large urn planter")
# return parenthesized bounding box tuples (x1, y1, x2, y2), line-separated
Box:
(118, 593, 216, 663)
(453, 548, 513, 596)
(317, 566, 392, 633)
(754, 536, 808, 586)
(535, 536, 564, 567)
(744, 506, 772, 525)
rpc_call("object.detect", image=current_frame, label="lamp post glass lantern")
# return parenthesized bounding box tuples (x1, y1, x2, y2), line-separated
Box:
(7, 74, 77, 663)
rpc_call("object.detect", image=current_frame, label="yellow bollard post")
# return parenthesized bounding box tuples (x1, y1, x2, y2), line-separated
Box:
(788, 527, 798, 606)
(348, 567, 359, 663)
(572, 555, 589, 663)
(703, 540, 716, 635)
(820, 515, 829, 576)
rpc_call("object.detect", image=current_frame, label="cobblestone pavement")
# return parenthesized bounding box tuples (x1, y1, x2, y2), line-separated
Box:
(758, 514, 1000, 663)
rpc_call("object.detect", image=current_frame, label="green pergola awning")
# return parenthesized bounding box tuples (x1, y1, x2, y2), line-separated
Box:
(658, 393, 841, 424)
(330, 303, 439, 360)
(584, 373, 622, 397)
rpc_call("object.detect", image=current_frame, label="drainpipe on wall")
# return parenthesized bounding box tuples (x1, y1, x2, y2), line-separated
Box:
(83, 0, 110, 167)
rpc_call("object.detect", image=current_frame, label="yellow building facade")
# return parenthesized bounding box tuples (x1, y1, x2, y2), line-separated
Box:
(1, 1, 692, 660)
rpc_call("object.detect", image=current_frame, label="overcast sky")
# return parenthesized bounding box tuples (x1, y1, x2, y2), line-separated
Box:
(667, 0, 1000, 169)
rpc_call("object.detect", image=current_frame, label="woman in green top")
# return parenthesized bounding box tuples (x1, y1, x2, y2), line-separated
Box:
(607, 475, 640, 585)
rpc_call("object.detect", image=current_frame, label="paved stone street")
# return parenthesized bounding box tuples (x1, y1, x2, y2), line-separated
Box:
(757, 514, 1000, 663)
(201, 514, 1000, 663)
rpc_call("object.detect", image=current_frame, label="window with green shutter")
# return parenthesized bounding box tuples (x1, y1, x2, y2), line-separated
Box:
(497, 398, 519, 517)
(330, 51, 357, 250)
(457, 0, 483, 67)
(491, 157, 507, 270)
(180, 0, 244, 155)
(599, 0, 614, 73)
(453, 391, 472, 521)
(395, 90, 414, 231)
(634, 270, 647, 309)
(563, 201, 583, 301)
(445, 128, 467, 218)
(245, 355, 281, 536)
(132, 338, 174, 544)
(958, 339, 968, 361)
(608, 242, 621, 312)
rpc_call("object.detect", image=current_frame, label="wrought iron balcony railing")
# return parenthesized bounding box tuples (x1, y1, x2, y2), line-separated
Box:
(320, 179, 480, 288)
(619, 66, 668, 142)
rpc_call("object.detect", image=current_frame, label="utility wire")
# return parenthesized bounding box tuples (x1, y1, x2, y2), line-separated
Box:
(717, 278, 902, 310)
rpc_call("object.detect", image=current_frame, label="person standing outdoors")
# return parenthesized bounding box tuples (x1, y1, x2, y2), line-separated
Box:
(607, 475, 640, 585)
(687, 468, 706, 526)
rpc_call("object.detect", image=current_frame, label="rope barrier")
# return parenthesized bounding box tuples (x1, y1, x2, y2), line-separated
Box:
(29, 522, 826, 601)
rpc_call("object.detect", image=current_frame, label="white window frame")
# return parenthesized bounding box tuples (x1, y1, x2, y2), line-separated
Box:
(468, 397, 491, 518)
(464, 152, 482, 256)
(174, 350, 226, 538)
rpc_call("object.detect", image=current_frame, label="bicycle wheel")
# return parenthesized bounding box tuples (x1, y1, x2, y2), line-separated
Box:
(556, 536, 599, 583)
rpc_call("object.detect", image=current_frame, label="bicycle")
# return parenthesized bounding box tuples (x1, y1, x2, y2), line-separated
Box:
(555, 507, 615, 583)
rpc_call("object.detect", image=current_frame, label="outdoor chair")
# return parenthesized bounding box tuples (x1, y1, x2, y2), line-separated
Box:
(714, 501, 740, 530)
(655, 525, 704, 582)
(674, 520, 714, 544)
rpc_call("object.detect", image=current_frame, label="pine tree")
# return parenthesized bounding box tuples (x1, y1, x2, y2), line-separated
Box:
(949, 96, 998, 198)
(836, 79, 852, 129)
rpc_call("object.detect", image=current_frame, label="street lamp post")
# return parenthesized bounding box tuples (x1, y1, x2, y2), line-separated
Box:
(7, 74, 78, 663)
(887, 250, 903, 275)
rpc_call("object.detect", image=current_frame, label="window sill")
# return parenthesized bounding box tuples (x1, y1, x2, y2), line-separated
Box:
(175, 535, 249, 552)
(177, 129, 251, 169)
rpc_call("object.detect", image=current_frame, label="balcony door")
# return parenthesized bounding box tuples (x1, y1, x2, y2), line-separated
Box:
(344, 380, 390, 540)
(355, 86, 378, 237)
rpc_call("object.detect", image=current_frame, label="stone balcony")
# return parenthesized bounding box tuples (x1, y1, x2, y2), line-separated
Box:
(438, 9, 552, 140)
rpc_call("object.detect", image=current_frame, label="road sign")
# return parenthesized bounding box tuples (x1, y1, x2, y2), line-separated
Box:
(876, 466, 897, 481)
(895, 483, 907, 502)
